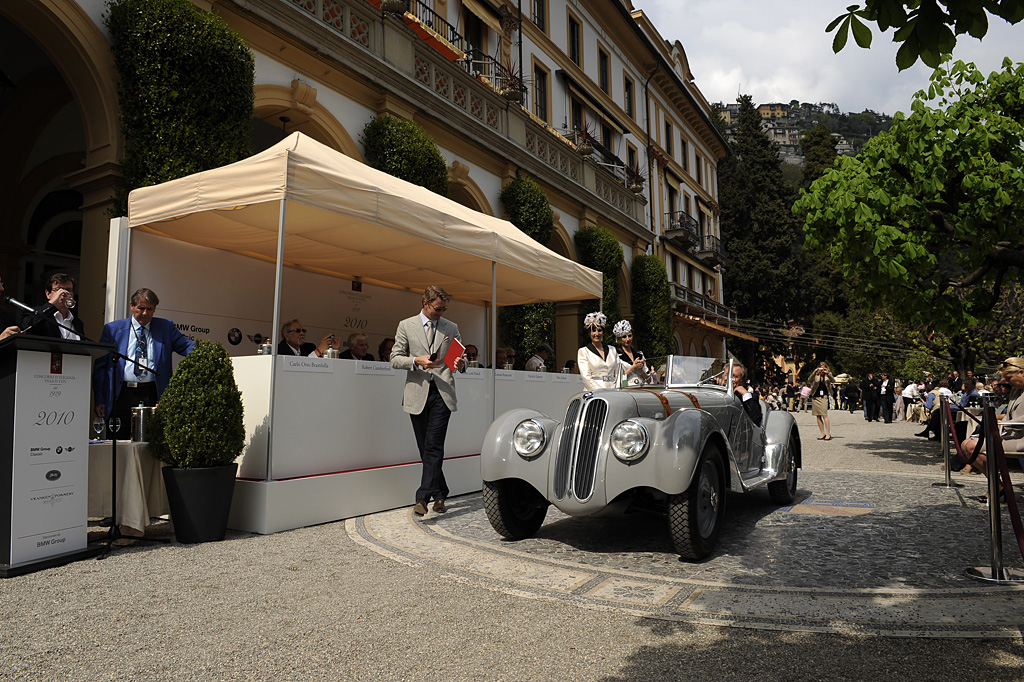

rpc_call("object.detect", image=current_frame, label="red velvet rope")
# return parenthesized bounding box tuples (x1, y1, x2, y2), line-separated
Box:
(985, 405, 1024, 565)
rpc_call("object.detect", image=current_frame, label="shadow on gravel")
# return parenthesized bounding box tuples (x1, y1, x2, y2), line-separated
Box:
(526, 488, 786, 557)
(842, 432, 946, 467)
(598, 619, 1024, 682)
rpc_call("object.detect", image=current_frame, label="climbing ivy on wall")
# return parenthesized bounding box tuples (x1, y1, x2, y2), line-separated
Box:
(498, 176, 556, 369)
(630, 254, 672, 357)
(574, 224, 623, 345)
(360, 116, 449, 196)
(105, 0, 255, 215)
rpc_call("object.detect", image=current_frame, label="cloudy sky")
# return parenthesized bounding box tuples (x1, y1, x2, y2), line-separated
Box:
(638, 1, 1021, 116)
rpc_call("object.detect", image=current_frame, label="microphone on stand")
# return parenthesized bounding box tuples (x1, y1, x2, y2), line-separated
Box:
(2, 296, 56, 332)
(2, 294, 40, 315)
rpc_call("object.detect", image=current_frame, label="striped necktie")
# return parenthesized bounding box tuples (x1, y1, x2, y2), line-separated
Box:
(134, 326, 147, 378)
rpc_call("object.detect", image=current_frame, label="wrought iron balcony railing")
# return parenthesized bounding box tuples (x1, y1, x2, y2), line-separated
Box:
(670, 282, 737, 324)
(663, 211, 699, 248)
(695, 234, 725, 268)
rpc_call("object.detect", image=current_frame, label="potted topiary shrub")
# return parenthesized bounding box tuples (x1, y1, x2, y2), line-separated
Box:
(151, 340, 245, 543)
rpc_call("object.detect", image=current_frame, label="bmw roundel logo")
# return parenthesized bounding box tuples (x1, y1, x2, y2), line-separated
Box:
(45, 470, 61, 481)
(55, 446, 63, 454)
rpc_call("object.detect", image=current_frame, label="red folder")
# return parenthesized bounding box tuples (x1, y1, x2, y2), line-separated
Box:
(443, 338, 466, 373)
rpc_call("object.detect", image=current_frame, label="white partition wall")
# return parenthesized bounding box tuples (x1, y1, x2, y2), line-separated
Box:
(228, 357, 582, 534)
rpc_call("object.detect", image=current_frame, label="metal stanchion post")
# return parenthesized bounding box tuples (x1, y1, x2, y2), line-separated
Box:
(965, 397, 1024, 582)
(933, 395, 963, 489)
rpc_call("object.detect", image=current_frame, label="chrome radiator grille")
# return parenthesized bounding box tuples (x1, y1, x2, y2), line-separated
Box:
(553, 397, 608, 501)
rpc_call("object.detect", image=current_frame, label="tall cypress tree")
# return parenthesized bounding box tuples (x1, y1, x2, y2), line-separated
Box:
(718, 95, 805, 376)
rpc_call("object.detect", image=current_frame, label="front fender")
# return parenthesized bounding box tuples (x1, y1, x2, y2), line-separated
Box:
(604, 408, 731, 499)
(480, 408, 555, 495)
(764, 409, 801, 473)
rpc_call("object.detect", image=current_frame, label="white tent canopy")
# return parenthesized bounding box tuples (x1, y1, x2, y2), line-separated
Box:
(127, 132, 602, 306)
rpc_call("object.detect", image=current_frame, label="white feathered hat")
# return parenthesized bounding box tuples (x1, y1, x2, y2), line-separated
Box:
(612, 320, 632, 338)
(583, 311, 607, 329)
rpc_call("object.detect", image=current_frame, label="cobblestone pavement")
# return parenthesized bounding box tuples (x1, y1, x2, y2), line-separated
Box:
(351, 408, 1024, 638)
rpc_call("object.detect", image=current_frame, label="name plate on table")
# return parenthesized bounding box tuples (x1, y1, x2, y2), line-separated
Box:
(495, 369, 516, 381)
(553, 373, 578, 384)
(525, 371, 547, 382)
(283, 357, 334, 373)
(355, 360, 396, 376)
(459, 367, 485, 380)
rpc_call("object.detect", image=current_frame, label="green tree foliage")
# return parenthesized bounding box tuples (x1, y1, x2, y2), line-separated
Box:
(574, 225, 623, 344)
(827, 0, 1024, 69)
(498, 177, 556, 368)
(151, 341, 245, 468)
(796, 59, 1024, 368)
(718, 95, 806, 373)
(105, 0, 254, 215)
(361, 116, 448, 196)
(630, 254, 672, 358)
(901, 349, 948, 382)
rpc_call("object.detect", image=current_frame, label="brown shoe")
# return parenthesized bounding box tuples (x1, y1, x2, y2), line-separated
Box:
(432, 499, 446, 513)
(413, 500, 428, 516)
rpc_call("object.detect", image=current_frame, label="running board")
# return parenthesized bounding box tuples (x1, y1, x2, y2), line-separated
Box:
(738, 468, 778, 491)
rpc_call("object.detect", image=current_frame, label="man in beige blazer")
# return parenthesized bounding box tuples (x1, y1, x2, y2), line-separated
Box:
(391, 285, 465, 516)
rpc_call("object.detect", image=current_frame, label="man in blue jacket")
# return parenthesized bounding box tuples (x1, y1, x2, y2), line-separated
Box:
(93, 288, 194, 437)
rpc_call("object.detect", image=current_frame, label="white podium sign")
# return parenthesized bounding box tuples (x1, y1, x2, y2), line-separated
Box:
(10, 351, 90, 564)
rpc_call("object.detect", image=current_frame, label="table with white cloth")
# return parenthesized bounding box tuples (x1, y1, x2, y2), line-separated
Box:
(88, 442, 169, 536)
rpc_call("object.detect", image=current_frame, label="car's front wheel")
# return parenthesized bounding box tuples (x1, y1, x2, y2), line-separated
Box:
(483, 479, 549, 539)
(668, 445, 724, 560)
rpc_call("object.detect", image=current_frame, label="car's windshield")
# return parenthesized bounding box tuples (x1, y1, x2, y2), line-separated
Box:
(624, 356, 726, 388)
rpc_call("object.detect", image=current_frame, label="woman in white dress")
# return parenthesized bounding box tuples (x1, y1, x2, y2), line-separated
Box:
(576, 313, 643, 390)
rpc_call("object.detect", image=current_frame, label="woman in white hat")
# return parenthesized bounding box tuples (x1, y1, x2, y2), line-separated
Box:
(613, 320, 650, 386)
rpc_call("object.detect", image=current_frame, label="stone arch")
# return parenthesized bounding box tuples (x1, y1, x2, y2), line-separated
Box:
(253, 81, 362, 160)
(549, 212, 574, 259)
(616, 260, 631, 320)
(3, 0, 120, 165)
(447, 161, 493, 214)
(0, 0, 122, 326)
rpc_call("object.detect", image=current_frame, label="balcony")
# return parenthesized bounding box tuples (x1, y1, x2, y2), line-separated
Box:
(273, 0, 644, 224)
(695, 234, 725, 268)
(670, 283, 737, 325)
(664, 211, 699, 249)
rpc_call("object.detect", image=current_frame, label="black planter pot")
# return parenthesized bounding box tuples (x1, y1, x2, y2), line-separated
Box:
(162, 463, 238, 543)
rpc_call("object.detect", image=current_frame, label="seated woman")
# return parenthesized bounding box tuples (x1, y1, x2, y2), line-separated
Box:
(576, 312, 642, 390)
(612, 320, 650, 386)
(958, 358, 1024, 501)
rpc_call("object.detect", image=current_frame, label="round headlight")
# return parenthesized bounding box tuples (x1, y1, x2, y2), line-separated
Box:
(610, 420, 649, 461)
(513, 419, 546, 458)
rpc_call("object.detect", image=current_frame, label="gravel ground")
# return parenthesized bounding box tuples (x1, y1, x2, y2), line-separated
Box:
(2, 409, 1023, 681)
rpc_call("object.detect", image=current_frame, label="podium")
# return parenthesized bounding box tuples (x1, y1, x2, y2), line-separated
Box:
(1, 334, 115, 577)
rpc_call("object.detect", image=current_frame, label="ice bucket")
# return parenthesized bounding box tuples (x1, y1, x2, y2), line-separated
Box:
(131, 406, 156, 443)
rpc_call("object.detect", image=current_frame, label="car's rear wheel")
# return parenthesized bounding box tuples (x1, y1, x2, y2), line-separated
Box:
(668, 445, 724, 560)
(768, 434, 799, 504)
(483, 479, 549, 539)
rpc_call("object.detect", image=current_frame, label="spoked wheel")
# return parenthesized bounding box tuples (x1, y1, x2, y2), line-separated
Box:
(668, 445, 724, 560)
(768, 435, 799, 504)
(483, 479, 549, 539)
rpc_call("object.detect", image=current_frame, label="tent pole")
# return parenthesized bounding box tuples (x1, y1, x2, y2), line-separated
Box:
(491, 261, 497, 424)
(266, 198, 287, 482)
